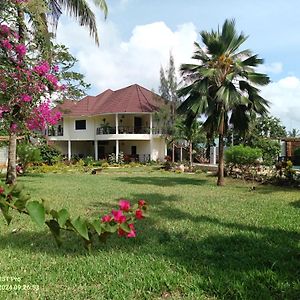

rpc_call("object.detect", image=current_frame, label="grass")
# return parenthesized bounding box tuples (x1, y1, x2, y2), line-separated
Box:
(0, 168, 299, 299)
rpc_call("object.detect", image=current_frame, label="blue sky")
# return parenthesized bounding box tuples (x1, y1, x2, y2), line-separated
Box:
(57, 0, 300, 130)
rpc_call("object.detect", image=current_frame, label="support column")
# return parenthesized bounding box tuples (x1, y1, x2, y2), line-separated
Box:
(210, 146, 216, 165)
(150, 114, 153, 135)
(180, 146, 183, 162)
(94, 140, 98, 161)
(115, 113, 119, 134)
(68, 140, 71, 161)
(116, 140, 119, 162)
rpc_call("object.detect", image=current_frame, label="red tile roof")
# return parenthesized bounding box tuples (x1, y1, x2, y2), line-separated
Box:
(54, 84, 165, 116)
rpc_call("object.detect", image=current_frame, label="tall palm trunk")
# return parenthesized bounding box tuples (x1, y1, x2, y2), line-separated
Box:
(217, 133, 225, 186)
(217, 112, 225, 186)
(6, 8, 25, 185)
(189, 141, 193, 167)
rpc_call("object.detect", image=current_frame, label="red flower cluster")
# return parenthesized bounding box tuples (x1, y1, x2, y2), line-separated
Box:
(101, 199, 147, 238)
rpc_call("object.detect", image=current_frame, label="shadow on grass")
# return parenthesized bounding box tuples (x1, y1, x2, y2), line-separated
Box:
(290, 199, 300, 209)
(115, 176, 208, 187)
(0, 190, 299, 298)
(0, 213, 299, 299)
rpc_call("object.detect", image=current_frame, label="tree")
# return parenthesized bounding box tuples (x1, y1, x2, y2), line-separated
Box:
(159, 53, 180, 127)
(174, 118, 205, 166)
(288, 128, 300, 137)
(177, 19, 270, 186)
(1, 0, 107, 184)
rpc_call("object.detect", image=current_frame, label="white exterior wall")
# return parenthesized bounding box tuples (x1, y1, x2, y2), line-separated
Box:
(151, 137, 166, 161)
(0, 146, 8, 166)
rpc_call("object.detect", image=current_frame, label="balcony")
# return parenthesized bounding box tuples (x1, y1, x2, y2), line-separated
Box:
(96, 126, 150, 135)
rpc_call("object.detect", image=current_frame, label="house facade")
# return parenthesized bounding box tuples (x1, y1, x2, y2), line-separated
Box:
(48, 84, 167, 162)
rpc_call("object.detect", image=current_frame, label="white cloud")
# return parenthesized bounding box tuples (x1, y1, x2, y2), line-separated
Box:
(56, 19, 197, 93)
(257, 62, 283, 74)
(261, 76, 300, 130)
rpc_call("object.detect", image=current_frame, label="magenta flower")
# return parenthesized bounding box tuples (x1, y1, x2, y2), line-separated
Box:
(101, 215, 112, 223)
(52, 65, 59, 72)
(0, 25, 10, 36)
(119, 199, 130, 212)
(135, 209, 144, 220)
(46, 74, 58, 86)
(138, 199, 146, 208)
(1, 39, 12, 50)
(111, 209, 127, 223)
(10, 123, 18, 133)
(127, 223, 136, 238)
(33, 61, 50, 76)
(20, 94, 32, 102)
(15, 44, 26, 57)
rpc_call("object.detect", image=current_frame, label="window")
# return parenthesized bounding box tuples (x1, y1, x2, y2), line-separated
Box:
(75, 120, 86, 130)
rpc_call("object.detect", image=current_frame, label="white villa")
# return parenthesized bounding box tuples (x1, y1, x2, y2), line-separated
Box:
(48, 84, 167, 162)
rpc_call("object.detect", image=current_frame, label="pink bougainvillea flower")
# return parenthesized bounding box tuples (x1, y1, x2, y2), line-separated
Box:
(10, 123, 18, 133)
(138, 199, 146, 208)
(135, 209, 144, 220)
(119, 199, 130, 212)
(117, 228, 126, 237)
(15, 44, 26, 57)
(127, 223, 136, 238)
(111, 209, 127, 223)
(118, 224, 136, 238)
(0, 25, 10, 36)
(101, 215, 112, 223)
(33, 61, 50, 76)
(1, 39, 12, 50)
(20, 94, 32, 102)
(46, 74, 58, 86)
(52, 65, 59, 72)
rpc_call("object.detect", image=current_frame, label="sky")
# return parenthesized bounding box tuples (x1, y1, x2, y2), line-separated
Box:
(56, 0, 300, 131)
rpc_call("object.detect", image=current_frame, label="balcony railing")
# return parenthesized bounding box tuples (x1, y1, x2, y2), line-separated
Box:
(96, 126, 150, 135)
(48, 127, 63, 136)
(96, 126, 116, 135)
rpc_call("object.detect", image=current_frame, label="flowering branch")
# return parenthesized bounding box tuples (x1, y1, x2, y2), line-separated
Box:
(0, 183, 148, 250)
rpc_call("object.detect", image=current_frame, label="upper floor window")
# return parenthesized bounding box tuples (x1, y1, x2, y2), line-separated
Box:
(75, 120, 86, 130)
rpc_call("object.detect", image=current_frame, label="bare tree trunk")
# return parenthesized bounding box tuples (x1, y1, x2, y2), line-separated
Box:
(6, 133, 17, 185)
(5, 8, 25, 185)
(217, 133, 225, 186)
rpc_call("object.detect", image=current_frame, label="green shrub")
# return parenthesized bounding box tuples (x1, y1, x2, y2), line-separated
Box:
(39, 143, 61, 165)
(83, 156, 94, 166)
(17, 142, 41, 173)
(251, 139, 280, 166)
(225, 145, 262, 166)
(294, 147, 300, 156)
(294, 148, 300, 165)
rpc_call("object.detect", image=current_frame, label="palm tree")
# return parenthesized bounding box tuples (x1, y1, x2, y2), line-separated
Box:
(177, 19, 270, 186)
(4, 0, 107, 184)
(174, 118, 204, 166)
(288, 128, 300, 137)
(27, 0, 107, 46)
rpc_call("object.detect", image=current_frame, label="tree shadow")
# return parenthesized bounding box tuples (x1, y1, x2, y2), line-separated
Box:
(290, 199, 300, 209)
(115, 176, 208, 187)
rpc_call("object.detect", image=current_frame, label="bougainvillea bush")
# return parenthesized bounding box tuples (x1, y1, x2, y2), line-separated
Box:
(0, 22, 62, 133)
(0, 182, 148, 250)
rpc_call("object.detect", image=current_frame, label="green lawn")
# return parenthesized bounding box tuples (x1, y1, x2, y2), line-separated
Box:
(0, 169, 299, 299)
